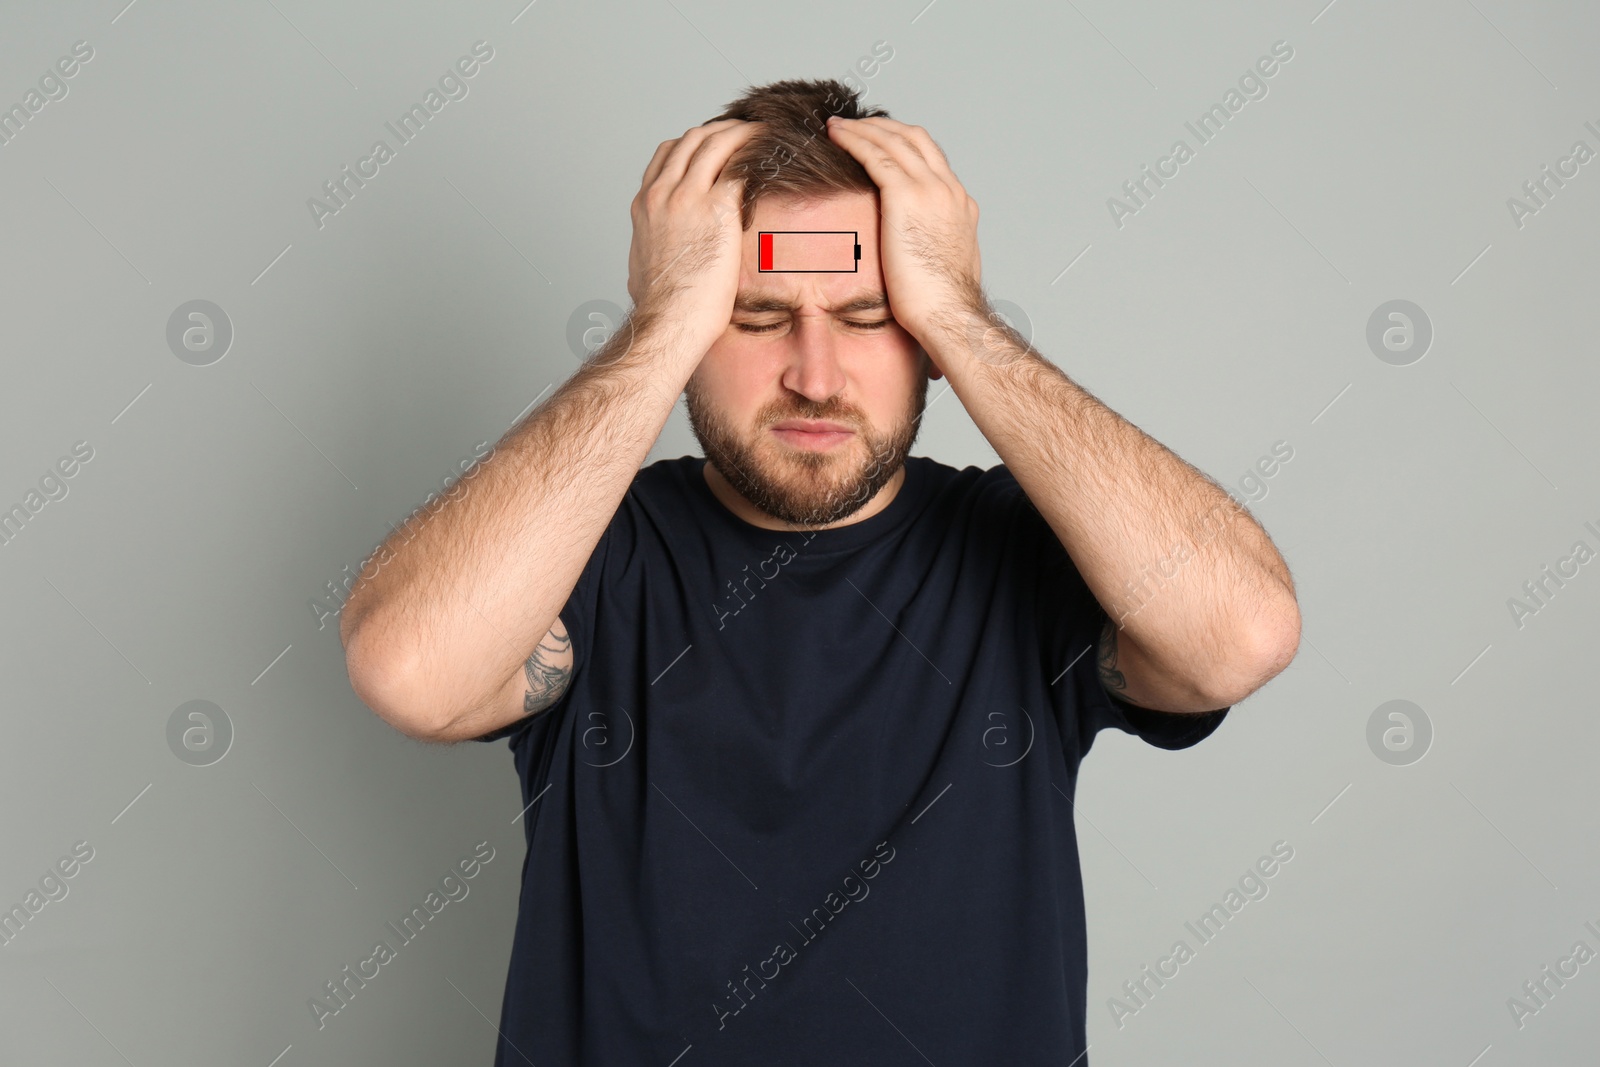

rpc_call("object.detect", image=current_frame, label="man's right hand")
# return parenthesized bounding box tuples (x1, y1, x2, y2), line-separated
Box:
(626, 118, 763, 357)
(343, 122, 765, 746)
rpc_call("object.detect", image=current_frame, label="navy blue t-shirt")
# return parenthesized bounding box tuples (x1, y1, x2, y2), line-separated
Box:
(475, 454, 1228, 1065)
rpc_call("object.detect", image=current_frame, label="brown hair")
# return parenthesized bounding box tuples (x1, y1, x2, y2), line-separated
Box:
(701, 78, 890, 230)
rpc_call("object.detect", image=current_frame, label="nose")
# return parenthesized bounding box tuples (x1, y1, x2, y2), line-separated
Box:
(780, 314, 847, 402)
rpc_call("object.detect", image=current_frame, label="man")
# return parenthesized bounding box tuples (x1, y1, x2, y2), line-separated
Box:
(340, 78, 1300, 1065)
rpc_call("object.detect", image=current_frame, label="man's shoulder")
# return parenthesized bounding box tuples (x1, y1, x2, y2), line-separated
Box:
(911, 455, 1030, 504)
(630, 455, 702, 497)
(910, 454, 1016, 480)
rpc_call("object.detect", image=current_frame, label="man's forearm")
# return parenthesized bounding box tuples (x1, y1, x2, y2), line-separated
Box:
(925, 309, 1299, 708)
(341, 311, 699, 732)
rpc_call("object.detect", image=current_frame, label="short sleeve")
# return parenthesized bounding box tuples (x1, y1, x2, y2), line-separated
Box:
(1004, 468, 1229, 758)
(468, 495, 631, 745)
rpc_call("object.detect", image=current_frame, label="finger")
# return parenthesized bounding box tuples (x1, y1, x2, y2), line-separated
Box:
(679, 119, 764, 197)
(826, 116, 939, 187)
(849, 117, 955, 180)
(638, 120, 737, 198)
(877, 119, 956, 179)
(654, 119, 754, 194)
(637, 138, 680, 197)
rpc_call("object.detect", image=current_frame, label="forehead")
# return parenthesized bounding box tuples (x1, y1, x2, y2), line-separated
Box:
(738, 191, 882, 310)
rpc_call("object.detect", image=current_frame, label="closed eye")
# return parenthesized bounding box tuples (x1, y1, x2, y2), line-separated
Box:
(736, 320, 891, 334)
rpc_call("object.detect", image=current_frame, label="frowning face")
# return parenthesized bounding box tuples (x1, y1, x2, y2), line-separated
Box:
(685, 190, 942, 530)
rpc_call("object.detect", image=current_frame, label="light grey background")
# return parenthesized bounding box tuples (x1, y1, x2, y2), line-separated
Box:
(2, 0, 1597, 1063)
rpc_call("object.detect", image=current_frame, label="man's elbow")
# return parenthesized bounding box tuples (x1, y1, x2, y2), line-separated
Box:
(1209, 604, 1301, 708)
(343, 635, 452, 743)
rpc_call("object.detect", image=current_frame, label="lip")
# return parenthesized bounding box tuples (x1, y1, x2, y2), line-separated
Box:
(770, 422, 854, 450)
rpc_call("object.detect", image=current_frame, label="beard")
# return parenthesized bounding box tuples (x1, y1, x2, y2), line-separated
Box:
(684, 370, 929, 529)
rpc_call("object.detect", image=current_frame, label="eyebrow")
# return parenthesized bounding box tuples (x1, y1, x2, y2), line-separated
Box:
(732, 287, 890, 316)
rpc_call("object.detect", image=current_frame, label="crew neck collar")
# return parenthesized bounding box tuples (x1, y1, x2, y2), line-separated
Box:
(688, 454, 926, 553)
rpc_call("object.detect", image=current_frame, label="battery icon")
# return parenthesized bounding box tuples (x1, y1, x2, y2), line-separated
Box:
(757, 231, 861, 272)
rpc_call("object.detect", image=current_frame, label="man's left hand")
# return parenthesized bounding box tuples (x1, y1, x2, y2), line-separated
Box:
(825, 116, 985, 351)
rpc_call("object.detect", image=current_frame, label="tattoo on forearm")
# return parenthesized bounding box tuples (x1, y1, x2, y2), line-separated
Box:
(1097, 617, 1128, 696)
(523, 625, 573, 715)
